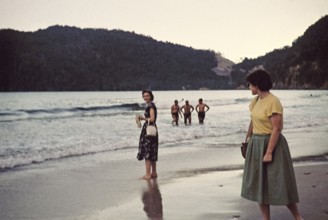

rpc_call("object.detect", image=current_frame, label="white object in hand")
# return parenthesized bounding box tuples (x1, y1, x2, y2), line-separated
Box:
(135, 115, 142, 128)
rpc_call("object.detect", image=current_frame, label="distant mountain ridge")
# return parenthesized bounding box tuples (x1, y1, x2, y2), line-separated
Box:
(0, 26, 231, 91)
(231, 15, 328, 89)
(0, 15, 327, 91)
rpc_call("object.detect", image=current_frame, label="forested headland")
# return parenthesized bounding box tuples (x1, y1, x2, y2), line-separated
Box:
(231, 15, 328, 89)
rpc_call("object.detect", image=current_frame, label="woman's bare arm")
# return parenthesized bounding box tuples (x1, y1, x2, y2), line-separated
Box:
(263, 113, 282, 163)
(245, 120, 253, 142)
(148, 108, 155, 123)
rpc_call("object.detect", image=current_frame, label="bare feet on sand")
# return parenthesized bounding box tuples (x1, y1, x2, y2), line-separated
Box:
(140, 175, 152, 180)
(140, 174, 158, 180)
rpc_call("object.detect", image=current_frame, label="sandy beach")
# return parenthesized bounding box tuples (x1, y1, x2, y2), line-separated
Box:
(0, 141, 327, 220)
(86, 162, 328, 220)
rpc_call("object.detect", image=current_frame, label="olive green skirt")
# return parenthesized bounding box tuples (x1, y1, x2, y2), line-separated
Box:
(241, 134, 299, 205)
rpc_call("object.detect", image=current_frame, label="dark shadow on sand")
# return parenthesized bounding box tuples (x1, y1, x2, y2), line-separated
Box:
(141, 179, 163, 220)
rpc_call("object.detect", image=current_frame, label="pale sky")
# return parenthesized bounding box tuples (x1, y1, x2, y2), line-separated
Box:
(1, 0, 327, 62)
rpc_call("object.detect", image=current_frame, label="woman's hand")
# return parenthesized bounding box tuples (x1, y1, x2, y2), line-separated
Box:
(139, 115, 145, 121)
(263, 153, 273, 163)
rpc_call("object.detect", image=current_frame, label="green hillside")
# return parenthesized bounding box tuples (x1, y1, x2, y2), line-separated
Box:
(0, 26, 230, 91)
(231, 15, 328, 89)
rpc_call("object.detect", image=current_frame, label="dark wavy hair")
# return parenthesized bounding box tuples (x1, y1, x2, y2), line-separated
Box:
(246, 69, 272, 91)
(142, 90, 154, 101)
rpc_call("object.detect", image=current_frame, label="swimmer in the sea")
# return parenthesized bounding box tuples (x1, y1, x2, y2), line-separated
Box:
(180, 100, 194, 125)
(196, 98, 210, 124)
(171, 100, 182, 125)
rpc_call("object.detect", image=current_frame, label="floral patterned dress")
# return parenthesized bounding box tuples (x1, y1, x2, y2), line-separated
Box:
(137, 102, 158, 161)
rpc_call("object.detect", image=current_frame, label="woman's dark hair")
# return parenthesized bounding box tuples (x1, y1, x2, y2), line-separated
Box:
(142, 90, 154, 101)
(246, 69, 272, 91)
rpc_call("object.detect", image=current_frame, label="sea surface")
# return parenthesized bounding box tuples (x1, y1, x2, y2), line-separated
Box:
(0, 90, 328, 171)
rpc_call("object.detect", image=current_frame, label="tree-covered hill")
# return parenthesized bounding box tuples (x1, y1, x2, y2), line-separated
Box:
(1, 15, 327, 91)
(0, 26, 230, 91)
(231, 15, 328, 89)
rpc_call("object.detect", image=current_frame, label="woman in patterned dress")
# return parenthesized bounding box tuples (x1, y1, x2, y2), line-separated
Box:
(241, 70, 303, 220)
(137, 90, 158, 180)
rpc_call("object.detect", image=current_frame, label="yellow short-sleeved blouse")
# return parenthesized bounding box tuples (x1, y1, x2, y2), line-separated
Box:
(250, 93, 283, 134)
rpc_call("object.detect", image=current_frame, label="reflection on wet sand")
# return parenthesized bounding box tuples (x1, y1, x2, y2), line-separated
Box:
(141, 179, 163, 220)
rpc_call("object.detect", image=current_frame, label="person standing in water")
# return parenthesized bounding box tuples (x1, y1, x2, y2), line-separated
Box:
(171, 100, 182, 125)
(137, 90, 158, 180)
(180, 100, 194, 125)
(195, 98, 210, 124)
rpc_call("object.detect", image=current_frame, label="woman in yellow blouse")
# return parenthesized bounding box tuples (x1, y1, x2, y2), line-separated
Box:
(241, 70, 303, 220)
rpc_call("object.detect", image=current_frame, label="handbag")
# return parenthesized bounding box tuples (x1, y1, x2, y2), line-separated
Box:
(241, 142, 248, 158)
(146, 123, 157, 136)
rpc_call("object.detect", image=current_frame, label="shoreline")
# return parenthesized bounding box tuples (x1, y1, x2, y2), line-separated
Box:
(1, 146, 327, 174)
(1, 122, 328, 173)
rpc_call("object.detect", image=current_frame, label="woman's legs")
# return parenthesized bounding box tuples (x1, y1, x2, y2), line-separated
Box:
(151, 161, 157, 178)
(141, 159, 152, 180)
(287, 203, 303, 220)
(141, 160, 157, 180)
(259, 203, 270, 220)
(258, 203, 302, 220)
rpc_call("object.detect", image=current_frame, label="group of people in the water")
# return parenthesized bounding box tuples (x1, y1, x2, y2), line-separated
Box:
(171, 98, 210, 125)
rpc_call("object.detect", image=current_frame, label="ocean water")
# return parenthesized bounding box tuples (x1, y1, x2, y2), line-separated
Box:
(0, 90, 327, 171)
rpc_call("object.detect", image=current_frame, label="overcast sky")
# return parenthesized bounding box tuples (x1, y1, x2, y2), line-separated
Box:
(1, 0, 327, 62)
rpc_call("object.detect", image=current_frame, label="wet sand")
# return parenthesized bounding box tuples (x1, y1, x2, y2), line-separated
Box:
(0, 144, 327, 220)
(87, 162, 328, 220)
